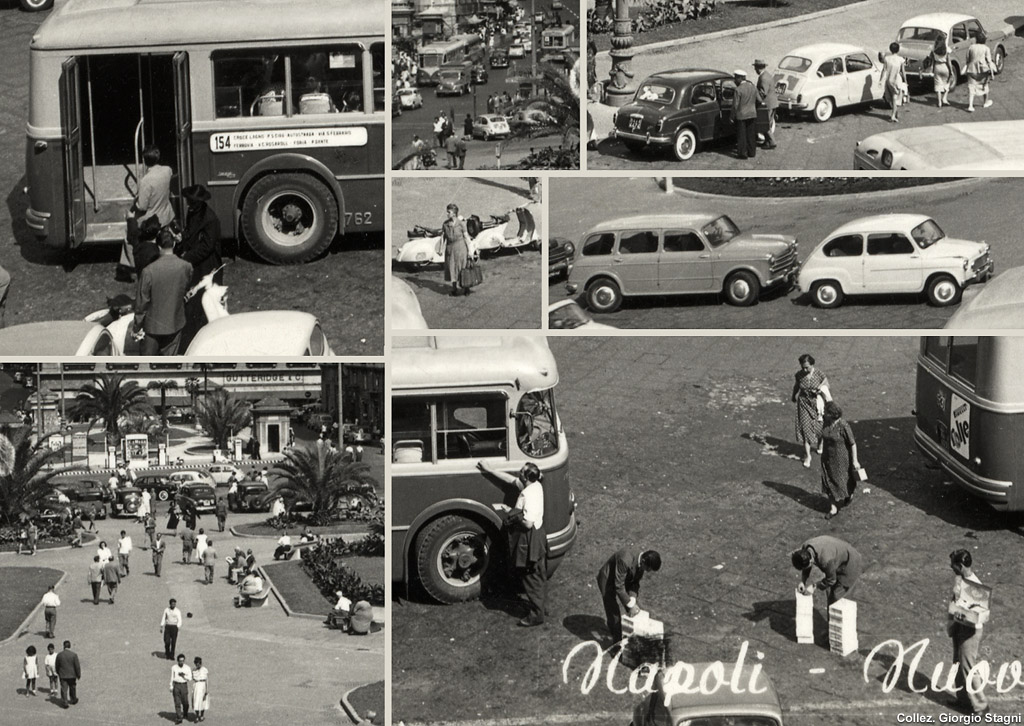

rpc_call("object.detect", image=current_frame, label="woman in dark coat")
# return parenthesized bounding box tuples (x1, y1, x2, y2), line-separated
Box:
(442, 203, 470, 296)
(820, 401, 861, 519)
(791, 353, 831, 468)
(179, 184, 223, 347)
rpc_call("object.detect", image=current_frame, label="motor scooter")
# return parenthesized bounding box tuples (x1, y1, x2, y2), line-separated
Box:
(395, 206, 538, 269)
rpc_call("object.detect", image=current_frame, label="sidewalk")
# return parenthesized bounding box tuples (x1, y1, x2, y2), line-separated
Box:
(0, 513, 383, 725)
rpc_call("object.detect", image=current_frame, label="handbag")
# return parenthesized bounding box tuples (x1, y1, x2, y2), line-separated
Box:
(855, 466, 868, 482)
(459, 261, 483, 289)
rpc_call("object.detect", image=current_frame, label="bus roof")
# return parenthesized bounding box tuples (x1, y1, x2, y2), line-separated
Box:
(419, 34, 482, 52)
(32, 0, 384, 51)
(392, 337, 558, 392)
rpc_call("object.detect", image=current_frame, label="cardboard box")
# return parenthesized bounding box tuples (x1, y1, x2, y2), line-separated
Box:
(828, 599, 858, 656)
(796, 588, 814, 644)
(622, 610, 665, 639)
(949, 580, 991, 626)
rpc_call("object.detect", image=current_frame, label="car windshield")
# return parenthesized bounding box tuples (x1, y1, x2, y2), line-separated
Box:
(549, 304, 592, 330)
(701, 215, 741, 247)
(778, 55, 812, 73)
(634, 83, 675, 105)
(897, 26, 943, 42)
(911, 218, 945, 248)
(439, 71, 461, 80)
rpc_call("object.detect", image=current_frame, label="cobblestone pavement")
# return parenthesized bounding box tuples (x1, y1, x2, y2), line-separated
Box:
(547, 176, 1024, 329)
(0, 2, 383, 354)
(587, 0, 1024, 170)
(391, 176, 543, 329)
(0, 507, 383, 725)
(393, 336, 1024, 726)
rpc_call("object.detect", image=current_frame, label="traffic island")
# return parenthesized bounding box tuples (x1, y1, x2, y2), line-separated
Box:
(0, 567, 64, 643)
(343, 681, 385, 725)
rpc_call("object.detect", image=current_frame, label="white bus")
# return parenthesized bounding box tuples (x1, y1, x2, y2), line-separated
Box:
(416, 34, 485, 86)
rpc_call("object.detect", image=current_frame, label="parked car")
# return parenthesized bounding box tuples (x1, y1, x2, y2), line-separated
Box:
(896, 13, 1007, 88)
(490, 49, 509, 68)
(61, 478, 112, 504)
(177, 483, 217, 514)
(854, 121, 1024, 170)
(110, 487, 143, 518)
(612, 68, 769, 161)
(38, 488, 71, 512)
(630, 664, 783, 726)
(548, 300, 615, 330)
(136, 474, 176, 502)
(566, 213, 799, 312)
(396, 87, 423, 110)
(207, 464, 243, 486)
(436, 64, 473, 96)
(168, 471, 215, 490)
(183, 312, 333, 356)
(548, 237, 575, 280)
(229, 481, 271, 513)
(0, 321, 114, 356)
(797, 214, 993, 308)
(472, 114, 511, 140)
(391, 93, 402, 117)
(773, 43, 883, 122)
(343, 424, 371, 444)
(391, 276, 429, 330)
(509, 42, 525, 58)
(943, 265, 1023, 329)
(470, 65, 488, 84)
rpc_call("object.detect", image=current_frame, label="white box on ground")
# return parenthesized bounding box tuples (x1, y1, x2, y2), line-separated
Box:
(796, 587, 814, 644)
(828, 599, 858, 656)
(622, 609, 665, 639)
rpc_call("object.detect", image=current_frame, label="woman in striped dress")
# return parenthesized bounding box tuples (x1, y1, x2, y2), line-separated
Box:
(791, 354, 831, 468)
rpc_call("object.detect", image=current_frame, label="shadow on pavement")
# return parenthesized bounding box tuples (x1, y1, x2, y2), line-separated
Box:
(744, 598, 826, 642)
(762, 480, 826, 514)
(399, 273, 454, 298)
(470, 177, 533, 200)
(742, 432, 804, 460)
(562, 613, 609, 644)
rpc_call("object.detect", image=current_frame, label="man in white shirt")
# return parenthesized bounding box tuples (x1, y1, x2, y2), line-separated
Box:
(274, 534, 293, 560)
(117, 531, 133, 576)
(40, 584, 61, 638)
(107, 473, 119, 494)
(160, 598, 183, 660)
(169, 653, 192, 724)
(949, 549, 989, 715)
(326, 589, 352, 629)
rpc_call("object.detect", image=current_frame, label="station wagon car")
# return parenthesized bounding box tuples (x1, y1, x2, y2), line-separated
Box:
(630, 664, 783, 726)
(612, 68, 768, 161)
(396, 88, 423, 110)
(854, 121, 1024, 170)
(944, 265, 1024, 329)
(773, 43, 883, 122)
(472, 114, 511, 140)
(896, 13, 1007, 87)
(566, 213, 799, 312)
(798, 214, 993, 308)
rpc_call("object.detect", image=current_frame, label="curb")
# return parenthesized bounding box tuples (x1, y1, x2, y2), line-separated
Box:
(0, 532, 97, 557)
(0, 570, 68, 647)
(261, 560, 387, 627)
(339, 687, 362, 725)
(229, 526, 370, 541)
(659, 176, 986, 203)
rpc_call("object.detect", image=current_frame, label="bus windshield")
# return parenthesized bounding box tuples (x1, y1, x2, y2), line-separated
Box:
(516, 389, 560, 458)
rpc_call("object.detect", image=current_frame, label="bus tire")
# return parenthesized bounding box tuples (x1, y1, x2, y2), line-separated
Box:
(415, 515, 493, 604)
(20, 0, 53, 10)
(241, 173, 338, 265)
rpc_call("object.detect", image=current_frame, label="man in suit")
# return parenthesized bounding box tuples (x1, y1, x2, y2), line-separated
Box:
(792, 535, 864, 605)
(152, 532, 166, 577)
(753, 58, 779, 150)
(134, 227, 193, 356)
(87, 555, 104, 605)
(101, 555, 122, 604)
(54, 640, 81, 708)
(596, 548, 663, 644)
(731, 69, 759, 160)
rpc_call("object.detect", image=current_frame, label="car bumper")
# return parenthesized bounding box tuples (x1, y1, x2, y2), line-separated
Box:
(612, 128, 673, 146)
(25, 206, 50, 238)
(549, 258, 571, 278)
(778, 99, 809, 112)
(966, 259, 995, 284)
(565, 281, 579, 294)
(767, 268, 800, 289)
(915, 427, 1010, 510)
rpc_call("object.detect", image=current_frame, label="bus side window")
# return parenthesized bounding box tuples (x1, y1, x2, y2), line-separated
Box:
(212, 51, 285, 118)
(372, 42, 386, 112)
(393, 398, 431, 463)
(438, 395, 507, 460)
(290, 45, 365, 113)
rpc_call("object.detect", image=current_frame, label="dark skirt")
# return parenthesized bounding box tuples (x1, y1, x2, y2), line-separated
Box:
(444, 239, 469, 284)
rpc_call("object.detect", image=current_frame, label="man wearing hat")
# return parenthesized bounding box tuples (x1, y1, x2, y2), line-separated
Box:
(179, 184, 223, 346)
(753, 59, 778, 150)
(732, 69, 759, 160)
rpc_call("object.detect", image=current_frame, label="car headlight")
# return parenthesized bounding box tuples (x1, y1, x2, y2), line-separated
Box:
(565, 241, 575, 256)
(881, 149, 894, 169)
(962, 258, 969, 270)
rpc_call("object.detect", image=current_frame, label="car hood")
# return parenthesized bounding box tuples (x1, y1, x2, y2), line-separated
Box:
(924, 237, 988, 258)
(718, 233, 796, 256)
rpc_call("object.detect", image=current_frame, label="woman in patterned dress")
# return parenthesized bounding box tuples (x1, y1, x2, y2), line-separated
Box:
(442, 203, 470, 297)
(791, 354, 831, 468)
(820, 401, 861, 520)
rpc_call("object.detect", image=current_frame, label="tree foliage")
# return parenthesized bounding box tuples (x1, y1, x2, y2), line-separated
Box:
(0, 428, 64, 526)
(69, 374, 153, 446)
(147, 379, 179, 429)
(194, 388, 251, 450)
(269, 443, 378, 525)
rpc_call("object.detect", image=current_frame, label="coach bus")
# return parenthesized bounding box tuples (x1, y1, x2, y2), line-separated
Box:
(24, 0, 385, 265)
(915, 337, 1024, 511)
(539, 25, 576, 64)
(391, 336, 578, 603)
(416, 34, 485, 86)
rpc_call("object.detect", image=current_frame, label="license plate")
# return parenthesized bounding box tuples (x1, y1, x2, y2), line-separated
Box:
(628, 116, 642, 131)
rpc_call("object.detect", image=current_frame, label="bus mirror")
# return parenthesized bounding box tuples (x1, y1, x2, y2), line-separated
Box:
(34, 140, 48, 152)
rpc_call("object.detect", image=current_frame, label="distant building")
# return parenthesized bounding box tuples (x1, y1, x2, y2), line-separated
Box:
(321, 364, 383, 436)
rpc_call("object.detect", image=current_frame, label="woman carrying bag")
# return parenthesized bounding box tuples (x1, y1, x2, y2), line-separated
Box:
(442, 203, 479, 296)
(819, 401, 863, 520)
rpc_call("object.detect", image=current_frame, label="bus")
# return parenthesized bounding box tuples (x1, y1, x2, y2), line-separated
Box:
(915, 337, 1024, 511)
(24, 0, 385, 265)
(416, 34, 485, 86)
(391, 336, 578, 603)
(540, 25, 576, 64)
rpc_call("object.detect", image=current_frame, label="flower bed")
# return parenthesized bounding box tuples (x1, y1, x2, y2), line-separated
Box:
(301, 536, 384, 606)
(669, 176, 950, 197)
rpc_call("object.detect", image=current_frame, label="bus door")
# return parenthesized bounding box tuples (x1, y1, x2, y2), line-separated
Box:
(59, 57, 87, 249)
(172, 52, 193, 221)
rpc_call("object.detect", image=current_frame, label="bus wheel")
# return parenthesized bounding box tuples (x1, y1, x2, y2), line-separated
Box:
(241, 174, 339, 264)
(415, 515, 491, 603)
(20, 0, 54, 10)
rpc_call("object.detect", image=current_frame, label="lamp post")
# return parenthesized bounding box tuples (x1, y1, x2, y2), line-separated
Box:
(604, 0, 636, 107)
(530, 0, 537, 96)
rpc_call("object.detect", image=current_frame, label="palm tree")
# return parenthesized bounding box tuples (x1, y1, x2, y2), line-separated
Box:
(194, 388, 250, 450)
(0, 428, 64, 526)
(270, 443, 378, 525)
(147, 379, 179, 429)
(69, 374, 153, 448)
(502, 62, 581, 169)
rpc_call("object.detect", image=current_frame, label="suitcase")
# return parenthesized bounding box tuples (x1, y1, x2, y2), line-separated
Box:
(459, 262, 483, 288)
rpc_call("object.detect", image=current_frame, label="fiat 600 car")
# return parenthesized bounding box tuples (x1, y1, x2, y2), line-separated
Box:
(896, 13, 1007, 87)
(773, 43, 883, 122)
(566, 213, 799, 312)
(611, 68, 768, 161)
(798, 214, 993, 308)
(854, 120, 1024, 170)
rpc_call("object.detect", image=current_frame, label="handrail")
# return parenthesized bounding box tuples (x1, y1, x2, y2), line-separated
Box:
(86, 57, 99, 212)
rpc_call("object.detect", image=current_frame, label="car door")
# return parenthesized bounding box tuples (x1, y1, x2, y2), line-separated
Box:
(815, 56, 844, 104)
(613, 229, 660, 294)
(845, 53, 881, 103)
(658, 229, 714, 292)
(714, 80, 737, 138)
(949, 22, 970, 69)
(689, 81, 719, 140)
(863, 232, 921, 293)
(820, 234, 866, 290)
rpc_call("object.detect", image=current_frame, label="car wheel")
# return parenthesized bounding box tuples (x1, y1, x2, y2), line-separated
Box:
(157, 489, 169, 502)
(586, 278, 623, 313)
(623, 139, 645, 154)
(927, 274, 962, 307)
(994, 46, 1006, 75)
(240, 173, 338, 264)
(415, 515, 493, 603)
(813, 97, 834, 123)
(672, 128, 697, 161)
(811, 280, 844, 309)
(723, 271, 760, 306)
(20, 0, 53, 10)
(948, 63, 960, 89)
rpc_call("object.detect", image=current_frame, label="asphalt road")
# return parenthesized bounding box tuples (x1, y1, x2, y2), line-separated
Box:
(0, 2, 384, 354)
(391, 176, 543, 328)
(547, 177, 1024, 328)
(393, 336, 1024, 726)
(587, 0, 1024, 170)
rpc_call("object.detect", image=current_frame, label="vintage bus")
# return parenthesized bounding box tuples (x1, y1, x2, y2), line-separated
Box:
(24, 0, 385, 265)
(540, 25, 576, 64)
(416, 34, 485, 86)
(915, 337, 1024, 511)
(391, 336, 578, 603)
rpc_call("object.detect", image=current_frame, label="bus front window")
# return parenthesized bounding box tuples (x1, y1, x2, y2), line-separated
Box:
(949, 337, 979, 388)
(516, 390, 560, 458)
